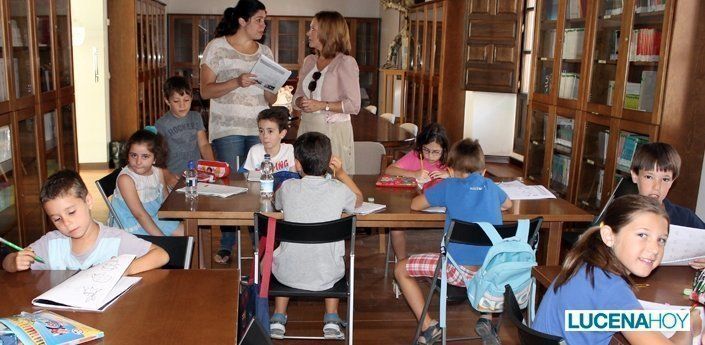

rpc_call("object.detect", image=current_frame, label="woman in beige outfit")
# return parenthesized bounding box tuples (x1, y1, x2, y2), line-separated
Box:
(293, 11, 361, 174)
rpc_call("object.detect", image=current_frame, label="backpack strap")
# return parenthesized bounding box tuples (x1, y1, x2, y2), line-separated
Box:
(515, 219, 530, 243)
(476, 222, 504, 245)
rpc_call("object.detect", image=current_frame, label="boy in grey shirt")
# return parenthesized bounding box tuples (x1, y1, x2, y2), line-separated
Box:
(270, 132, 362, 340)
(155, 76, 214, 186)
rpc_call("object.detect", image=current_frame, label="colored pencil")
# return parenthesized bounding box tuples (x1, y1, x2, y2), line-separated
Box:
(0, 236, 45, 263)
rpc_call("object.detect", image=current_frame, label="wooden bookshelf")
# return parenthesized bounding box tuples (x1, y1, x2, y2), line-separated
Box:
(526, 0, 705, 211)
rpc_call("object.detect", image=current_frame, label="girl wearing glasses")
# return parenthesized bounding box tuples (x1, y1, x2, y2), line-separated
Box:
(384, 122, 451, 259)
(293, 11, 361, 174)
(200, 0, 277, 264)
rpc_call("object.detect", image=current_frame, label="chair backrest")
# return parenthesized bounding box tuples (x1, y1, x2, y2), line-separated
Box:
(95, 168, 125, 229)
(380, 113, 396, 124)
(136, 235, 194, 269)
(254, 213, 356, 244)
(447, 217, 543, 250)
(364, 104, 377, 115)
(354, 141, 386, 175)
(591, 175, 639, 226)
(399, 122, 418, 137)
(503, 284, 566, 345)
(239, 318, 274, 345)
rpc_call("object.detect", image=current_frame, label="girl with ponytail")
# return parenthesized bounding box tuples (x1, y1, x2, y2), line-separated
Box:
(533, 194, 701, 344)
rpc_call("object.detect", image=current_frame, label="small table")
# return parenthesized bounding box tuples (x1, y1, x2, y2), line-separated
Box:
(533, 265, 696, 344)
(159, 175, 593, 269)
(0, 269, 240, 344)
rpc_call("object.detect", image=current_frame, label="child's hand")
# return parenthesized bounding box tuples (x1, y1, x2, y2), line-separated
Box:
(429, 170, 450, 179)
(14, 248, 37, 271)
(330, 156, 343, 176)
(690, 259, 705, 270)
(691, 309, 702, 338)
(416, 169, 430, 182)
(236, 73, 257, 88)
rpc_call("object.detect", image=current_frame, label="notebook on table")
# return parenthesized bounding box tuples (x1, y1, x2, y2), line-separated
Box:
(0, 310, 104, 344)
(176, 183, 248, 198)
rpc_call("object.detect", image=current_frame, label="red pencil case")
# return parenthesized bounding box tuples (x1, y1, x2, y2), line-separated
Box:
(375, 175, 418, 188)
(196, 160, 231, 179)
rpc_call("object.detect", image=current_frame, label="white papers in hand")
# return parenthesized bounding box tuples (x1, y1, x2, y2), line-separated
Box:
(177, 183, 248, 198)
(639, 300, 704, 344)
(497, 180, 556, 200)
(32, 254, 141, 312)
(354, 202, 386, 215)
(661, 224, 705, 266)
(422, 206, 446, 213)
(251, 54, 292, 93)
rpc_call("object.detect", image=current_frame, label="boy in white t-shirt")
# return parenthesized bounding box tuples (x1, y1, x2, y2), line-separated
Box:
(243, 106, 295, 173)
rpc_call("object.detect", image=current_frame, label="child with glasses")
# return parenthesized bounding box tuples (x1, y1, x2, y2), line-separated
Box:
(384, 123, 451, 259)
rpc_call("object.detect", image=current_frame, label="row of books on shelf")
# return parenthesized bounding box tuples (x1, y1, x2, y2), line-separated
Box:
(603, 0, 624, 16)
(555, 117, 574, 148)
(0, 58, 19, 101)
(562, 28, 584, 60)
(595, 130, 610, 163)
(635, 0, 666, 14)
(558, 72, 580, 99)
(628, 28, 661, 62)
(566, 0, 588, 19)
(624, 70, 656, 112)
(616, 132, 649, 172)
(551, 153, 571, 190)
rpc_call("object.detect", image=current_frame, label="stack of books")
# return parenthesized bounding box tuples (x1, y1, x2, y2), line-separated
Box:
(624, 70, 657, 112)
(562, 28, 585, 60)
(635, 0, 666, 14)
(628, 28, 661, 62)
(559, 72, 580, 99)
(616, 132, 649, 172)
(551, 153, 571, 191)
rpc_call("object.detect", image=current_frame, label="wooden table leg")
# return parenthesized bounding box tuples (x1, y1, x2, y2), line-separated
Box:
(184, 219, 200, 269)
(200, 226, 212, 269)
(379, 228, 387, 253)
(546, 221, 563, 266)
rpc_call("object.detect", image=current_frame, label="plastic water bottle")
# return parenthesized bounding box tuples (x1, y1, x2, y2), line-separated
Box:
(185, 160, 198, 199)
(260, 154, 274, 198)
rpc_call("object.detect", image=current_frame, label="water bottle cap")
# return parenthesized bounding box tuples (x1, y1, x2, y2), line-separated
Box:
(264, 154, 271, 159)
(188, 160, 196, 169)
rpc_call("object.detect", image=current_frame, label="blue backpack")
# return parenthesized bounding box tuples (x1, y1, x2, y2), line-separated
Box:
(441, 220, 537, 315)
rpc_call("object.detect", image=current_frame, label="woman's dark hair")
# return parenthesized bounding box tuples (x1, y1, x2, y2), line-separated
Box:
(214, 0, 266, 38)
(121, 129, 168, 169)
(553, 194, 669, 292)
(413, 123, 450, 165)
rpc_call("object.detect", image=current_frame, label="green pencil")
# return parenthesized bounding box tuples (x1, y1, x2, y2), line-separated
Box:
(0, 236, 45, 263)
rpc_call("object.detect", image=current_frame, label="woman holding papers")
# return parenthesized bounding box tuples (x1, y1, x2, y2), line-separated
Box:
(200, 0, 276, 264)
(293, 11, 361, 174)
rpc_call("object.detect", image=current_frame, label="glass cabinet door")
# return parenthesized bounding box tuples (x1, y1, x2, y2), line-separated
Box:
(56, 0, 72, 88)
(355, 20, 375, 67)
(172, 17, 193, 66)
(557, 0, 586, 101)
(0, 4, 8, 102)
(8, 0, 33, 99)
(622, 0, 667, 115)
(17, 113, 43, 243)
(577, 119, 610, 211)
(59, 103, 76, 170)
(43, 110, 59, 177)
(35, 0, 54, 93)
(526, 107, 548, 182)
(0, 122, 18, 245)
(277, 20, 299, 66)
(588, 0, 623, 109)
(549, 115, 574, 198)
(534, 0, 558, 97)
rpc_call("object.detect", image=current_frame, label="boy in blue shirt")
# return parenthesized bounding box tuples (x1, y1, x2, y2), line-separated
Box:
(395, 138, 512, 345)
(2, 170, 168, 273)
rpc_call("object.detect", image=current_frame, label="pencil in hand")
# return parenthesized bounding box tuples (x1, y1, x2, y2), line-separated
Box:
(0, 236, 45, 263)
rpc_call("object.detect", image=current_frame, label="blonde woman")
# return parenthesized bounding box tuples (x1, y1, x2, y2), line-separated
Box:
(293, 11, 361, 174)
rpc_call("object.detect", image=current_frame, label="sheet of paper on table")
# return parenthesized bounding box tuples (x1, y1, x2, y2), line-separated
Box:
(496, 180, 556, 200)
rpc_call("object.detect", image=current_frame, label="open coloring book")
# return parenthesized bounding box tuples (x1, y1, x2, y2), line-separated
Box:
(32, 254, 141, 312)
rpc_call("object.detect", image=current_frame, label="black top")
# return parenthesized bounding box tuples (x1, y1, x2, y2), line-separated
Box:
(664, 199, 705, 229)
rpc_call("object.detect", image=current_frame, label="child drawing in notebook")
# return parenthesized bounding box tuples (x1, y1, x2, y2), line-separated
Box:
(533, 194, 702, 345)
(1, 170, 168, 273)
(384, 122, 451, 260)
(111, 129, 184, 236)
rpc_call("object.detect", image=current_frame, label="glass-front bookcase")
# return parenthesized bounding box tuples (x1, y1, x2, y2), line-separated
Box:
(557, 0, 587, 108)
(525, 103, 550, 184)
(548, 108, 578, 199)
(576, 114, 612, 212)
(587, 0, 623, 115)
(533, 0, 558, 103)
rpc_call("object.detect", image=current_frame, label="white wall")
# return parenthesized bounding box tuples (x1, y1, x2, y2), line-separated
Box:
(463, 91, 517, 156)
(162, 0, 380, 17)
(72, 0, 110, 164)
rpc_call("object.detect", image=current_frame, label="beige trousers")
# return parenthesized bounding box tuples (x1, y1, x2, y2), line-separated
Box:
(298, 113, 355, 175)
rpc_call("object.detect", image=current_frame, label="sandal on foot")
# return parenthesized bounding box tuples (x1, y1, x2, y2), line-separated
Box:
(475, 318, 500, 345)
(270, 313, 287, 339)
(417, 322, 442, 345)
(214, 249, 231, 264)
(323, 313, 346, 340)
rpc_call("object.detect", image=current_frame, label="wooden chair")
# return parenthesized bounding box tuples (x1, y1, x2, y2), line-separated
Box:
(399, 122, 418, 137)
(503, 284, 566, 345)
(380, 113, 396, 124)
(353, 141, 387, 175)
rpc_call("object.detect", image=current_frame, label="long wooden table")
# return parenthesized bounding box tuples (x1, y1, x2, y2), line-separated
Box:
(159, 175, 593, 269)
(284, 108, 415, 148)
(0, 269, 239, 344)
(533, 266, 696, 344)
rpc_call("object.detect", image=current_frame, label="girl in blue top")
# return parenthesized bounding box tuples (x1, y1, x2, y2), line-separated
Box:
(533, 194, 701, 345)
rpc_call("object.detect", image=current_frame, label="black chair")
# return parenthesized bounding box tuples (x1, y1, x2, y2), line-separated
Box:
(253, 213, 357, 344)
(239, 318, 274, 345)
(503, 284, 566, 345)
(136, 235, 194, 269)
(95, 168, 124, 229)
(563, 176, 639, 247)
(414, 217, 544, 344)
